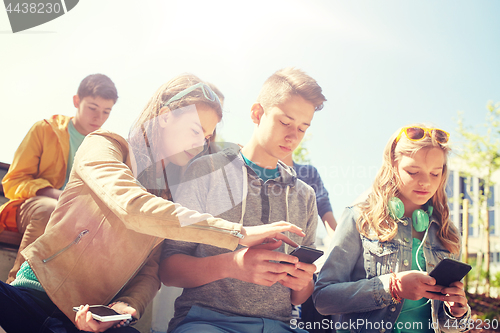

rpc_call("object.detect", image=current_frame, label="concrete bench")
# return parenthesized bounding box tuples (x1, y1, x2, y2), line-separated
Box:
(0, 231, 22, 249)
(0, 162, 21, 248)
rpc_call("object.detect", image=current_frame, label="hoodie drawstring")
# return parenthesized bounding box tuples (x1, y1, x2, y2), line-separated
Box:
(284, 185, 291, 254)
(240, 165, 248, 225)
(239, 162, 293, 254)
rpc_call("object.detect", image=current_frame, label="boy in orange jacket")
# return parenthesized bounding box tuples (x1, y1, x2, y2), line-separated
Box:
(1, 74, 118, 283)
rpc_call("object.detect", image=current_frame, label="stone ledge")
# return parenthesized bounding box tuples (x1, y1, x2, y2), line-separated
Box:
(0, 230, 21, 248)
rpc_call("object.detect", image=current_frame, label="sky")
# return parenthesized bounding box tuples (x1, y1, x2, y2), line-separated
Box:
(1, 0, 499, 236)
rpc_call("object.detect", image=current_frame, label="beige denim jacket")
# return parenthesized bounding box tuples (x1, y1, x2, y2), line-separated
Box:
(22, 129, 242, 324)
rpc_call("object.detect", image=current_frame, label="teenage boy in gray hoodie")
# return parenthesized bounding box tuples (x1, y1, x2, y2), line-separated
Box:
(160, 67, 326, 333)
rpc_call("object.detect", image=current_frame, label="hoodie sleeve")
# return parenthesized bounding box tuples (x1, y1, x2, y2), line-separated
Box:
(302, 187, 318, 247)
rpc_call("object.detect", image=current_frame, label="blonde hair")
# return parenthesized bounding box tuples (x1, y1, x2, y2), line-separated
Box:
(256, 67, 326, 111)
(357, 124, 460, 254)
(128, 74, 223, 199)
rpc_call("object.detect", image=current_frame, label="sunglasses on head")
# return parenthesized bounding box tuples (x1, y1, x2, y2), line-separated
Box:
(395, 126, 449, 144)
(162, 82, 221, 108)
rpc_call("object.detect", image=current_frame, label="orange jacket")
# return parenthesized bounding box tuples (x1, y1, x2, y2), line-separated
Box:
(0, 115, 70, 233)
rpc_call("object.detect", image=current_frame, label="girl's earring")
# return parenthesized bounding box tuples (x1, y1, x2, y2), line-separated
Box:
(158, 113, 169, 128)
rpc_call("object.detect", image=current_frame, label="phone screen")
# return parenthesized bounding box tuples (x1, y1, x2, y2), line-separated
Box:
(88, 306, 120, 316)
(429, 258, 472, 287)
(288, 246, 324, 264)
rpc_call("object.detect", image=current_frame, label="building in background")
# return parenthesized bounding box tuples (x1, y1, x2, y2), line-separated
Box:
(448, 160, 500, 273)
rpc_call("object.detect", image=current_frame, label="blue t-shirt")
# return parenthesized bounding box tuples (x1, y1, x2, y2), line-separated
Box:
(293, 162, 332, 218)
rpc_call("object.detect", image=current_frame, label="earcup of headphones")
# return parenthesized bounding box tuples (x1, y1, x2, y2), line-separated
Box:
(388, 197, 405, 220)
(412, 209, 430, 232)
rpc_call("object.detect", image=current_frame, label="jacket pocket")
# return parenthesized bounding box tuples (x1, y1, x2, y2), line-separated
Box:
(42, 229, 89, 263)
(362, 238, 399, 278)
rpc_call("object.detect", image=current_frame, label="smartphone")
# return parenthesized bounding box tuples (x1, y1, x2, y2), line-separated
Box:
(72, 305, 132, 322)
(429, 258, 472, 288)
(284, 245, 324, 264)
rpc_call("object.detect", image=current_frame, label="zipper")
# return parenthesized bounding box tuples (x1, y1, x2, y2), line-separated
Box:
(42, 229, 89, 263)
(187, 225, 244, 239)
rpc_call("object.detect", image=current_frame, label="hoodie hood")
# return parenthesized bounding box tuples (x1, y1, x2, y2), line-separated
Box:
(210, 144, 298, 186)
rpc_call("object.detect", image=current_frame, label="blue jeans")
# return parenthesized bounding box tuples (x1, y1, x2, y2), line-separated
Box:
(0, 281, 138, 333)
(171, 305, 308, 333)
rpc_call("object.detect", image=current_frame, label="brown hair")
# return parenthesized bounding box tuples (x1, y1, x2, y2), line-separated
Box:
(77, 74, 118, 103)
(256, 67, 326, 111)
(357, 124, 460, 254)
(128, 74, 223, 198)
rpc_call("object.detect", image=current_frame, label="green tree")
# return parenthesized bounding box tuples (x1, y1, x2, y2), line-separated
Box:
(455, 101, 500, 296)
(292, 134, 311, 164)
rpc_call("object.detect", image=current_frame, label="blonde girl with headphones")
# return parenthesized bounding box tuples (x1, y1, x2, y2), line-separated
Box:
(313, 124, 470, 333)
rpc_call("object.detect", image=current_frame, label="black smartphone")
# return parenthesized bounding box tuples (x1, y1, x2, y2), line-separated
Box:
(285, 245, 324, 264)
(72, 305, 132, 322)
(429, 258, 472, 288)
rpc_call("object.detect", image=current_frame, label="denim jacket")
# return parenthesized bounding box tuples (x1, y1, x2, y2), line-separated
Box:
(313, 205, 471, 333)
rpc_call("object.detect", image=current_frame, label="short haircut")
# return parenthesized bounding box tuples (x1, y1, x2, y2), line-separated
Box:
(256, 67, 326, 111)
(77, 74, 118, 103)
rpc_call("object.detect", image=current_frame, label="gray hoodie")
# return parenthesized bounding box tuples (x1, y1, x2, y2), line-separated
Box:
(162, 146, 318, 331)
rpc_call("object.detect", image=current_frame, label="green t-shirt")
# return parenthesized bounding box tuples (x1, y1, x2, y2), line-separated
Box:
(10, 261, 44, 292)
(62, 120, 86, 189)
(393, 237, 433, 333)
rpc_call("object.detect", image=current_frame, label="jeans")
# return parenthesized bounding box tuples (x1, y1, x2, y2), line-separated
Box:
(171, 305, 308, 333)
(7, 196, 58, 283)
(0, 281, 138, 333)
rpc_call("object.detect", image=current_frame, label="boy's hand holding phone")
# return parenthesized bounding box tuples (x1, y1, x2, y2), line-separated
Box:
(278, 246, 323, 305)
(278, 245, 323, 285)
(279, 261, 317, 291)
(230, 240, 299, 286)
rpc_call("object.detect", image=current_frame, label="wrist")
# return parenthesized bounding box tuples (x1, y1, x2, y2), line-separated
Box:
(291, 280, 314, 305)
(217, 252, 235, 280)
(237, 227, 247, 243)
(108, 301, 138, 322)
(390, 271, 402, 304)
(443, 302, 470, 319)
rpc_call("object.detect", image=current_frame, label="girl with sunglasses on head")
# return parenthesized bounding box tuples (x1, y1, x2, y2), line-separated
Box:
(0, 74, 305, 333)
(313, 124, 471, 333)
